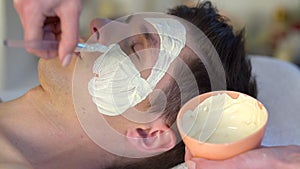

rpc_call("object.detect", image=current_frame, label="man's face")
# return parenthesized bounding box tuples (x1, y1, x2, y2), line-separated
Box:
(38, 13, 196, 158)
(38, 14, 165, 111)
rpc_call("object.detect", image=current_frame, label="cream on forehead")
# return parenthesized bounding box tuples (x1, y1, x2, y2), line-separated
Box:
(144, 18, 186, 87)
(88, 17, 186, 116)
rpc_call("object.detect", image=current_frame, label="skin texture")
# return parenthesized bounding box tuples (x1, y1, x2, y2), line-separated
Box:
(185, 145, 300, 169)
(13, 0, 82, 66)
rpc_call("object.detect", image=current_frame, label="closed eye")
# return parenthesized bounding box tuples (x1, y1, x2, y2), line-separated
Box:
(131, 43, 143, 60)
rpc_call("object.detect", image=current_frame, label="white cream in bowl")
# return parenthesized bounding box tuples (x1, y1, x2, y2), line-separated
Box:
(181, 93, 268, 144)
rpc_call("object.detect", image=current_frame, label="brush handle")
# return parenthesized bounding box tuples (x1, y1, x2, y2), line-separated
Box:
(3, 40, 108, 53)
(3, 40, 59, 50)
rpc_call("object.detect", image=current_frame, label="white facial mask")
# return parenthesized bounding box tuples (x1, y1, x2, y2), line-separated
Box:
(88, 17, 186, 116)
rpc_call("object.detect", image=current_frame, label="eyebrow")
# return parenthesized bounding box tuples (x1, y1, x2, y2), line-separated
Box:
(122, 15, 159, 48)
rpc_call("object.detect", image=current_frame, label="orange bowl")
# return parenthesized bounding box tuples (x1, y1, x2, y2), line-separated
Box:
(176, 91, 268, 160)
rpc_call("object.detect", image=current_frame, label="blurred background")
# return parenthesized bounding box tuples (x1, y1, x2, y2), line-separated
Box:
(0, 0, 299, 101)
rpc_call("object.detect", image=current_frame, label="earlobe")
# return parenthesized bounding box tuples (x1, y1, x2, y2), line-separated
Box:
(126, 119, 177, 154)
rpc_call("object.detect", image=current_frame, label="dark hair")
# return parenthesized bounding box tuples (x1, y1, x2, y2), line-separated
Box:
(110, 1, 257, 168)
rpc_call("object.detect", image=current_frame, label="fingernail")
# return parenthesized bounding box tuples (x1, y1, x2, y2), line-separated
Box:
(62, 54, 72, 67)
(186, 160, 196, 169)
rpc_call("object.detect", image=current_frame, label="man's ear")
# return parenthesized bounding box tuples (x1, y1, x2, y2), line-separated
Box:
(126, 118, 177, 153)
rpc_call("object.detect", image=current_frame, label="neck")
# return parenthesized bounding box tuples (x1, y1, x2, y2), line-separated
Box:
(0, 86, 117, 169)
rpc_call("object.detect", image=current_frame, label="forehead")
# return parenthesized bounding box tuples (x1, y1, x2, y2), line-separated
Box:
(117, 12, 180, 23)
(113, 13, 189, 36)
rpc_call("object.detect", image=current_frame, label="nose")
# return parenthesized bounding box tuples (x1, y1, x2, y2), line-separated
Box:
(89, 18, 112, 43)
(89, 18, 130, 45)
(89, 18, 111, 35)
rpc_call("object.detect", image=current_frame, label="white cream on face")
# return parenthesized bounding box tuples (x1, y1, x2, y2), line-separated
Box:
(88, 18, 186, 116)
(182, 93, 268, 144)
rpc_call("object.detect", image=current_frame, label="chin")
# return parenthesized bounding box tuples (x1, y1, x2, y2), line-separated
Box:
(38, 56, 77, 93)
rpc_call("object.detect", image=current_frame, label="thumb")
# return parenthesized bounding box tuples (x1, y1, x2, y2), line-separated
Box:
(185, 147, 193, 161)
(187, 158, 237, 169)
(57, 3, 82, 66)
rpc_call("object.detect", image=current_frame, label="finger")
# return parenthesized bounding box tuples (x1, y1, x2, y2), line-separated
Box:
(14, 0, 59, 58)
(21, 4, 54, 58)
(185, 147, 193, 161)
(56, 2, 82, 66)
(189, 158, 236, 169)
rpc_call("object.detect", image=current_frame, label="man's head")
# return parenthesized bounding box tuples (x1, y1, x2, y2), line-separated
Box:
(37, 1, 256, 168)
(71, 12, 202, 160)
(107, 1, 257, 168)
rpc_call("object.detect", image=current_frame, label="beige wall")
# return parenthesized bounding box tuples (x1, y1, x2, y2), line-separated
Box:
(0, 0, 5, 90)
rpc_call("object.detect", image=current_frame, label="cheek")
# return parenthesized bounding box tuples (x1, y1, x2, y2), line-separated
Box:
(132, 48, 159, 79)
(103, 115, 132, 135)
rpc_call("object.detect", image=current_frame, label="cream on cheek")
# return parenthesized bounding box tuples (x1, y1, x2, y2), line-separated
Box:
(88, 18, 186, 116)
